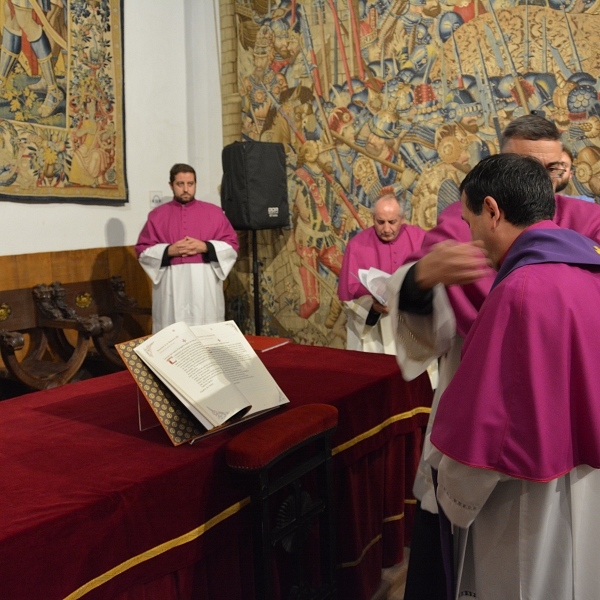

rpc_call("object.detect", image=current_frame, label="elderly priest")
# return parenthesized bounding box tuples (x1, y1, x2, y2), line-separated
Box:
(338, 190, 424, 353)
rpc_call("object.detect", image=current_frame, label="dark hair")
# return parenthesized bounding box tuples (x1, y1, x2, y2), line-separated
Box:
(169, 163, 196, 183)
(562, 146, 573, 162)
(499, 115, 560, 150)
(459, 154, 556, 227)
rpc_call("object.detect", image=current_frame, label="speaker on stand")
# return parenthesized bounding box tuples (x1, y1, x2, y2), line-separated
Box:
(221, 141, 289, 336)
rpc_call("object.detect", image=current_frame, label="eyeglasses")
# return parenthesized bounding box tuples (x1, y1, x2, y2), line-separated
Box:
(547, 166, 567, 179)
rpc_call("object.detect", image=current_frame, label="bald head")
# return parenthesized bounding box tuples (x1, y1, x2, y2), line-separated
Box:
(373, 195, 404, 242)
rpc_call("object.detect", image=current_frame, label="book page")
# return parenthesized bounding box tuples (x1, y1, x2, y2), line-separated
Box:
(134, 322, 251, 428)
(191, 321, 289, 414)
(357, 268, 391, 305)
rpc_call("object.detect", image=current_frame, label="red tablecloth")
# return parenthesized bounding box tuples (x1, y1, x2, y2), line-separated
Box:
(0, 344, 432, 600)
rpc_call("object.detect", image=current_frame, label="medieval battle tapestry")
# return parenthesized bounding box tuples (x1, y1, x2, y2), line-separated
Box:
(225, 0, 600, 347)
(0, 0, 126, 203)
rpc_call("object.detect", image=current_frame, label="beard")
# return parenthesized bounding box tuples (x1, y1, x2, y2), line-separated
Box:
(275, 46, 290, 59)
(555, 177, 570, 193)
(460, 120, 480, 134)
(316, 160, 334, 175)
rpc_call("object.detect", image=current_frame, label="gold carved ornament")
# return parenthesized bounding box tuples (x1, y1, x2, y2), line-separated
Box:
(0, 303, 11, 321)
(75, 292, 93, 309)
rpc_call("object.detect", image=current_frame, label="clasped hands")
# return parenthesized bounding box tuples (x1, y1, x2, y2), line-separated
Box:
(168, 236, 208, 258)
(415, 240, 491, 290)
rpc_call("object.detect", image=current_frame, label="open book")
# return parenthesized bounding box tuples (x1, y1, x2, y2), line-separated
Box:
(117, 320, 289, 444)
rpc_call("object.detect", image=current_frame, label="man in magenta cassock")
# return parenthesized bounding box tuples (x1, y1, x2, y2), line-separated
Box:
(387, 115, 600, 600)
(135, 163, 238, 332)
(430, 153, 600, 598)
(337, 191, 424, 354)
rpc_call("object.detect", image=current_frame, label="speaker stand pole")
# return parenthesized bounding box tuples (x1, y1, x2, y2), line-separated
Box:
(252, 230, 262, 336)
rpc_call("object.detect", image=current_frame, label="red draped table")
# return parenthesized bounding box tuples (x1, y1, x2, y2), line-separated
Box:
(0, 344, 432, 600)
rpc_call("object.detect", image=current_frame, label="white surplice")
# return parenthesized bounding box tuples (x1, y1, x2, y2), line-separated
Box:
(436, 456, 600, 600)
(344, 295, 397, 355)
(388, 263, 600, 599)
(139, 240, 237, 333)
(387, 262, 458, 513)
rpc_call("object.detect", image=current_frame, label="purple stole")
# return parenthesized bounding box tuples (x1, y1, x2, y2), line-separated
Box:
(493, 227, 600, 291)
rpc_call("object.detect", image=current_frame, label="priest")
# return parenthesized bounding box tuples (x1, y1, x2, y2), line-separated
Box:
(337, 190, 424, 353)
(135, 163, 239, 332)
(389, 115, 600, 599)
(430, 152, 600, 598)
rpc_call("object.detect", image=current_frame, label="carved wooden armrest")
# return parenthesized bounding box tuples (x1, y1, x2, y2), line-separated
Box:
(109, 275, 152, 316)
(0, 330, 25, 352)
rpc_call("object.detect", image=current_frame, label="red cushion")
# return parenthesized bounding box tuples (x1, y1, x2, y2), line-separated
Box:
(226, 404, 338, 470)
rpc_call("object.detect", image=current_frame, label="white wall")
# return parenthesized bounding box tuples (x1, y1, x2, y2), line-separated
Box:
(0, 0, 222, 256)
(185, 0, 224, 206)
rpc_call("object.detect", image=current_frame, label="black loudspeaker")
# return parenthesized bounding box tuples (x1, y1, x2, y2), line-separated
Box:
(221, 141, 289, 230)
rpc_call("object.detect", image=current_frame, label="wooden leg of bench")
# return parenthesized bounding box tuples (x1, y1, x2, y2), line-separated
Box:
(1, 329, 91, 391)
(25, 328, 49, 362)
(89, 314, 127, 369)
(92, 335, 126, 369)
(44, 328, 78, 362)
(43, 332, 91, 388)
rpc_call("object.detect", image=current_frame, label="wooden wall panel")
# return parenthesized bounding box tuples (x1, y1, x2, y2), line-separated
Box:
(107, 246, 152, 307)
(0, 256, 19, 290)
(1, 248, 149, 288)
(0, 247, 153, 375)
(14, 253, 53, 288)
(50, 248, 110, 284)
(0, 246, 151, 313)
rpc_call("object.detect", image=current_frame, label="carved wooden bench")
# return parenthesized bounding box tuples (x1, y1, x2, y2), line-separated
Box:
(0, 285, 114, 390)
(47, 276, 151, 370)
(0, 276, 150, 391)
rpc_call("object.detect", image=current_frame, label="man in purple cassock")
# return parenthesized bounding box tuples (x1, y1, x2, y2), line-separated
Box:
(135, 163, 238, 332)
(430, 153, 600, 598)
(337, 190, 424, 353)
(387, 115, 600, 600)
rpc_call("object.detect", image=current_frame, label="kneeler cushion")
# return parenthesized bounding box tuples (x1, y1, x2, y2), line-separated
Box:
(226, 404, 338, 471)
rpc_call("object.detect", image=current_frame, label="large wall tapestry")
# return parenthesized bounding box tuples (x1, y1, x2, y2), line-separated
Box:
(0, 0, 126, 203)
(225, 0, 600, 346)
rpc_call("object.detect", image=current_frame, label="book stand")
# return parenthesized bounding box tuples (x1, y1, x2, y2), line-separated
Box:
(137, 388, 161, 432)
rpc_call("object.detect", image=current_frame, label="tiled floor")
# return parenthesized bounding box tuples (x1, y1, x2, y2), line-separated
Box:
(370, 548, 410, 600)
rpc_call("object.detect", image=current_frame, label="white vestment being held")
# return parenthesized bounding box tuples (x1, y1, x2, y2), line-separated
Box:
(387, 262, 457, 513)
(344, 295, 397, 355)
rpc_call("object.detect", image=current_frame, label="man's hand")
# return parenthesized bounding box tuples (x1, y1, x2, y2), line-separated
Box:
(167, 236, 208, 257)
(415, 240, 490, 290)
(371, 298, 389, 315)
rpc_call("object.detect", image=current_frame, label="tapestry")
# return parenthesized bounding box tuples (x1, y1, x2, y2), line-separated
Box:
(226, 0, 600, 347)
(0, 0, 126, 203)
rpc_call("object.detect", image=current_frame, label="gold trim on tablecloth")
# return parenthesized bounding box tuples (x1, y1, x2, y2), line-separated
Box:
(338, 534, 383, 569)
(63, 497, 251, 600)
(66, 405, 430, 597)
(332, 406, 431, 456)
(383, 513, 405, 523)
